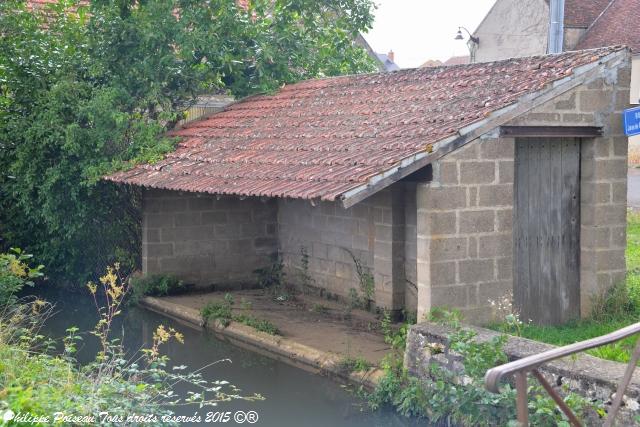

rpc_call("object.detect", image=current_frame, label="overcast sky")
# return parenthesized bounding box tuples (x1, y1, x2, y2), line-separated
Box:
(364, 0, 497, 68)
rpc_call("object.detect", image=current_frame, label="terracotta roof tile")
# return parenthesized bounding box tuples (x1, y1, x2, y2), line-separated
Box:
(106, 47, 624, 202)
(564, 0, 612, 28)
(576, 0, 640, 52)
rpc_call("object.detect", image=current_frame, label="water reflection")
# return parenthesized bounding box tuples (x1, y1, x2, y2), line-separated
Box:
(37, 288, 417, 427)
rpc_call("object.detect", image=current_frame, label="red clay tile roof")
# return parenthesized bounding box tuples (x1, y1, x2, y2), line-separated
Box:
(576, 0, 640, 52)
(564, 0, 613, 28)
(106, 47, 624, 202)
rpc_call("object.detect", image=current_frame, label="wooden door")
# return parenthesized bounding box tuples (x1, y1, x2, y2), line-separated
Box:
(513, 137, 581, 325)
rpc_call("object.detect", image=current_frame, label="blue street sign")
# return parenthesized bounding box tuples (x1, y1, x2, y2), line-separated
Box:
(624, 106, 640, 136)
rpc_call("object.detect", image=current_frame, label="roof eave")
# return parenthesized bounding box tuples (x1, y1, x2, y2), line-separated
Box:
(338, 48, 630, 209)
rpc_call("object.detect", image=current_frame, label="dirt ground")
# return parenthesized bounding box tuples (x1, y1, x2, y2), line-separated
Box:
(163, 289, 391, 366)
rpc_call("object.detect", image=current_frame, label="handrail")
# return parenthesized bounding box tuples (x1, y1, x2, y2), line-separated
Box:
(485, 322, 640, 392)
(484, 322, 640, 427)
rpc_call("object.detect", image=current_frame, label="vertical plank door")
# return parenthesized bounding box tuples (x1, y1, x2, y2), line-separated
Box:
(514, 137, 580, 325)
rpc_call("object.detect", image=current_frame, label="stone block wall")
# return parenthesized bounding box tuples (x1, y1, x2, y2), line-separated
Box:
(416, 137, 515, 323)
(142, 189, 277, 288)
(278, 182, 415, 311)
(415, 60, 632, 323)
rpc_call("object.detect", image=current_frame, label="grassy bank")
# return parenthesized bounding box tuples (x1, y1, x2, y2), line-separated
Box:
(492, 212, 640, 363)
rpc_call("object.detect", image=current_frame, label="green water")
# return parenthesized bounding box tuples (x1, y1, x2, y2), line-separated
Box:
(37, 288, 418, 427)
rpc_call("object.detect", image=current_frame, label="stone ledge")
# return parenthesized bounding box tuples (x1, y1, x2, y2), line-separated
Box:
(406, 322, 640, 405)
(140, 296, 383, 390)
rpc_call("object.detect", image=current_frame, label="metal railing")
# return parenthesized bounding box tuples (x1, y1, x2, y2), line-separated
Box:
(484, 322, 640, 427)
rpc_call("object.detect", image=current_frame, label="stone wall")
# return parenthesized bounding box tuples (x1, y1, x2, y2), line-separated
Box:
(405, 322, 640, 423)
(142, 188, 277, 288)
(415, 60, 632, 323)
(416, 136, 515, 323)
(278, 182, 416, 312)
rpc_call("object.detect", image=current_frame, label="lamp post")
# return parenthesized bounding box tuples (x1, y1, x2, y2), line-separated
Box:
(454, 26, 480, 63)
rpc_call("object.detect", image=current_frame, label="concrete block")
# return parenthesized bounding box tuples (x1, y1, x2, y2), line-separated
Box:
(467, 186, 478, 207)
(613, 137, 629, 157)
(449, 143, 480, 160)
(580, 90, 612, 112)
(596, 249, 626, 271)
(202, 211, 228, 224)
(468, 237, 478, 258)
(496, 209, 513, 232)
(254, 237, 277, 250)
(430, 261, 456, 286)
(562, 113, 596, 123)
(144, 228, 161, 243)
(459, 259, 494, 283)
(594, 204, 626, 225)
(497, 257, 513, 280)
(424, 187, 467, 210)
(478, 185, 513, 207)
(596, 158, 629, 180)
(460, 161, 496, 184)
(147, 243, 173, 257)
(498, 161, 514, 184)
(174, 212, 202, 227)
(439, 161, 458, 185)
(554, 92, 576, 110)
(581, 227, 610, 249)
(480, 138, 514, 159)
(431, 285, 468, 308)
(430, 237, 467, 262)
(459, 210, 495, 234)
(146, 213, 174, 228)
(189, 197, 215, 211)
(611, 181, 627, 204)
(428, 211, 457, 235)
(478, 234, 512, 258)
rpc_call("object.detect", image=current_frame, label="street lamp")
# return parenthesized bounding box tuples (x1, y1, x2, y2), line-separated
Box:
(455, 26, 479, 45)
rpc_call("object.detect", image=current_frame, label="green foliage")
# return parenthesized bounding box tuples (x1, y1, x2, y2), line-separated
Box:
(0, 248, 43, 306)
(369, 310, 598, 426)
(254, 253, 285, 290)
(299, 246, 314, 294)
(201, 294, 280, 335)
(337, 356, 372, 374)
(129, 273, 189, 305)
(0, 0, 377, 286)
(344, 249, 375, 309)
(0, 268, 262, 425)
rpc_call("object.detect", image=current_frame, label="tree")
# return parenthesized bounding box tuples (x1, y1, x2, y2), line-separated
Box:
(0, 0, 376, 285)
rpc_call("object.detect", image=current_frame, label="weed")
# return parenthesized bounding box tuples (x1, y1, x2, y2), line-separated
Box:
(201, 296, 280, 335)
(299, 246, 314, 294)
(368, 309, 599, 425)
(311, 303, 329, 314)
(344, 249, 375, 309)
(337, 356, 372, 374)
(129, 273, 189, 305)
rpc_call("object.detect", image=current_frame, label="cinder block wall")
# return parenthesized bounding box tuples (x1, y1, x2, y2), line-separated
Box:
(142, 189, 278, 288)
(416, 59, 632, 324)
(416, 137, 515, 323)
(278, 183, 415, 312)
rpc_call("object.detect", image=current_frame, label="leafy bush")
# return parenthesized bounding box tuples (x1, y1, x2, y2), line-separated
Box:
(0, 248, 43, 305)
(129, 273, 190, 305)
(0, 0, 377, 286)
(0, 266, 262, 425)
(201, 294, 280, 336)
(368, 310, 598, 426)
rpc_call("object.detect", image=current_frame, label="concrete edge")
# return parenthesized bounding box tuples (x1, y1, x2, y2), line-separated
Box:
(139, 296, 384, 390)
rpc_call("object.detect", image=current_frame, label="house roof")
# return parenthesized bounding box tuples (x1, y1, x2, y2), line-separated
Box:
(576, 0, 640, 52)
(106, 47, 627, 205)
(564, 0, 613, 28)
(443, 55, 470, 66)
(375, 53, 401, 72)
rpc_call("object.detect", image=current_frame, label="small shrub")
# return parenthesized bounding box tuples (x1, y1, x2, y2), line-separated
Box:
(369, 309, 599, 426)
(0, 248, 43, 306)
(255, 253, 285, 289)
(344, 249, 375, 309)
(129, 273, 189, 305)
(337, 356, 372, 374)
(201, 295, 280, 335)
